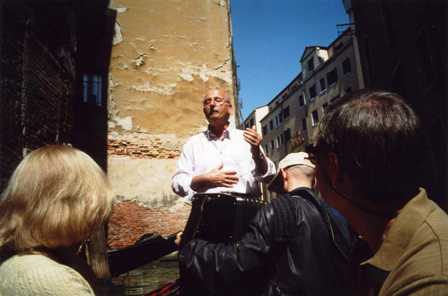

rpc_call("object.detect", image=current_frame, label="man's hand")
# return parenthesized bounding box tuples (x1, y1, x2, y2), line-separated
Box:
(191, 163, 239, 191)
(175, 231, 183, 247)
(206, 163, 239, 187)
(244, 125, 268, 175)
(243, 126, 263, 155)
(244, 125, 262, 154)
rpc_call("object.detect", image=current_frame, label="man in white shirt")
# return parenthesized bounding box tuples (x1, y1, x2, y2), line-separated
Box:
(171, 88, 275, 201)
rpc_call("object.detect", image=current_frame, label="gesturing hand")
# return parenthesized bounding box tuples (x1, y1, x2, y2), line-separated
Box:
(207, 163, 239, 188)
(244, 125, 262, 154)
(191, 163, 239, 192)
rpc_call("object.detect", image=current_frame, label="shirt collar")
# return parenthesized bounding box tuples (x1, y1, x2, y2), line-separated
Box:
(205, 126, 232, 141)
(362, 188, 436, 271)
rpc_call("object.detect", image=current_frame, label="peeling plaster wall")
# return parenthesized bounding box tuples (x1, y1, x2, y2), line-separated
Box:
(107, 0, 236, 246)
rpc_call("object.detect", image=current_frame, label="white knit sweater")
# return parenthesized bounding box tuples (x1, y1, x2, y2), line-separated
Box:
(0, 254, 95, 295)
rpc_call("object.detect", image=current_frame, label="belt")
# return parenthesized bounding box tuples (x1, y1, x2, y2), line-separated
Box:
(193, 192, 261, 201)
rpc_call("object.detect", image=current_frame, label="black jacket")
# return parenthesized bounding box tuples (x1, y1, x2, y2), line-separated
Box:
(179, 187, 358, 296)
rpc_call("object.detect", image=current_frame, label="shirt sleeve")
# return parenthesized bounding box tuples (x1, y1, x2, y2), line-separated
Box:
(254, 146, 276, 181)
(171, 140, 196, 201)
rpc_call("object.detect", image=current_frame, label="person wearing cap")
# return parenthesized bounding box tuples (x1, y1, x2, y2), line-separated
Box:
(178, 152, 358, 296)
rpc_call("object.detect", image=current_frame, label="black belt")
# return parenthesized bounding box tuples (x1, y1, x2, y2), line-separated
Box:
(193, 192, 261, 200)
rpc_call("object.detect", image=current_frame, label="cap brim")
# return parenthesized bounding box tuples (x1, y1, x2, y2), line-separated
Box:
(267, 170, 284, 193)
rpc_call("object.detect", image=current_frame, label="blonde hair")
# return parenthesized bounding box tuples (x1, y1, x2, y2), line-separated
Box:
(0, 145, 112, 252)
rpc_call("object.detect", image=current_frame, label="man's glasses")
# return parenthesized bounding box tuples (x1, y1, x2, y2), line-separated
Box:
(203, 96, 227, 106)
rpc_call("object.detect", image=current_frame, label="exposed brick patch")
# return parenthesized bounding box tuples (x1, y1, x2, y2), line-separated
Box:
(107, 200, 191, 249)
(108, 132, 182, 159)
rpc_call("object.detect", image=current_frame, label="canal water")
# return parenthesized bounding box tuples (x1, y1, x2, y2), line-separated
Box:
(110, 256, 179, 295)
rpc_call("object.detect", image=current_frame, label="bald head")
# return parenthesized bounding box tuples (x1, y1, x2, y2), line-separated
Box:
(202, 88, 232, 124)
(282, 165, 316, 192)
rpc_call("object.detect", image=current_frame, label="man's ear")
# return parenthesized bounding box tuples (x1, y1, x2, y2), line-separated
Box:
(281, 168, 287, 181)
(281, 168, 288, 192)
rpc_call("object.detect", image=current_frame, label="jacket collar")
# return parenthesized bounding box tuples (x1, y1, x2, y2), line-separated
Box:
(363, 188, 435, 271)
(288, 187, 356, 260)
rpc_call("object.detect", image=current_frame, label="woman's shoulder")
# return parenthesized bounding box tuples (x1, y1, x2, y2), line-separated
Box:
(0, 254, 95, 295)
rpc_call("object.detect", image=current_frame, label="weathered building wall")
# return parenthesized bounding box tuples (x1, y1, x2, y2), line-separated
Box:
(107, 0, 236, 247)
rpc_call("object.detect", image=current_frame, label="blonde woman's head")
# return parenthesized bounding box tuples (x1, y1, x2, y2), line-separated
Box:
(0, 145, 112, 252)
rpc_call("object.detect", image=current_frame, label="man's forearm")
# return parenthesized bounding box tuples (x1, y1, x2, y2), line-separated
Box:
(191, 174, 211, 192)
(252, 148, 268, 176)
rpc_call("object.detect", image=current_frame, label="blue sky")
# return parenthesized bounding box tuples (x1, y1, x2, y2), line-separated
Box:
(230, 0, 349, 119)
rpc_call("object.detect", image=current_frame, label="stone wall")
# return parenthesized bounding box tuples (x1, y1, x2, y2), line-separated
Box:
(107, 0, 236, 248)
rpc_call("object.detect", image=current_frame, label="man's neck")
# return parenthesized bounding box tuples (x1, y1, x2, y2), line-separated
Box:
(209, 122, 229, 139)
(287, 181, 312, 192)
(344, 205, 389, 252)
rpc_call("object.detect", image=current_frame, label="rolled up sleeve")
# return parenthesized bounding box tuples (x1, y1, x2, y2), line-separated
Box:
(254, 147, 276, 182)
(171, 142, 196, 201)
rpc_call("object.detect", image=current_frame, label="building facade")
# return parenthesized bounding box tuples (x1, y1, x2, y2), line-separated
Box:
(343, 0, 446, 207)
(106, 0, 238, 248)
(257, 29, 361, 199)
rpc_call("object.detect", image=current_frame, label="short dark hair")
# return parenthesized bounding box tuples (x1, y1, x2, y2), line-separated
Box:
(315, 89, 423, 203)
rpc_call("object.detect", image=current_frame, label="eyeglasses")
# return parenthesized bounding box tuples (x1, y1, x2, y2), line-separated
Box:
(203, 96, 228, 106)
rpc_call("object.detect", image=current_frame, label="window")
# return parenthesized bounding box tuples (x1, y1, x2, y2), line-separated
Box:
(262, 125, 268, 135)
(311, 110, 319, 126)
(271, 140, 274, 150)
(284, 128, 291, 142)
(279, 134, 284, 145)
(264, 145, 269, 155)
(283, 106, 290, 118)
(308, 84, 317, 99)
(302, 118, 307, 131)
(322, 103, 328, 110)
(269, 120, 273, 130)
(82, 74, 103, 106)
(278, 112, 283, 124)
(319, 78, 326, 92)
(307, 58, 314, 72)
(342, 58, 351, 75)
(299, 95, 306, 106)
(274, 138, 279, 149)
(327, 68, 338, 86)
(345, 87, 352, 94)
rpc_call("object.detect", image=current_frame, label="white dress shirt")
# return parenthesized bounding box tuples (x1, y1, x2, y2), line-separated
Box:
(172, 128, 276, 201)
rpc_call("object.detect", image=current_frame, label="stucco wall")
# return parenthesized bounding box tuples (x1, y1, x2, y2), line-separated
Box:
(107, 0, 236, 248)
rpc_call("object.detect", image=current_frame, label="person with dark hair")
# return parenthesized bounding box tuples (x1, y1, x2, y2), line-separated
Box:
(177, 152, 358, 296)
(308, 89, 448, 295)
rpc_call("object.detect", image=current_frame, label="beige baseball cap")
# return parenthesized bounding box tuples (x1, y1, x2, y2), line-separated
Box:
(267, 152, 315, 193)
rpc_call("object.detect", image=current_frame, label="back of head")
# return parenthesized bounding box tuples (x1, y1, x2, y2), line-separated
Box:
(315, 89, 423, 204)
(0, 145, 112, 253)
